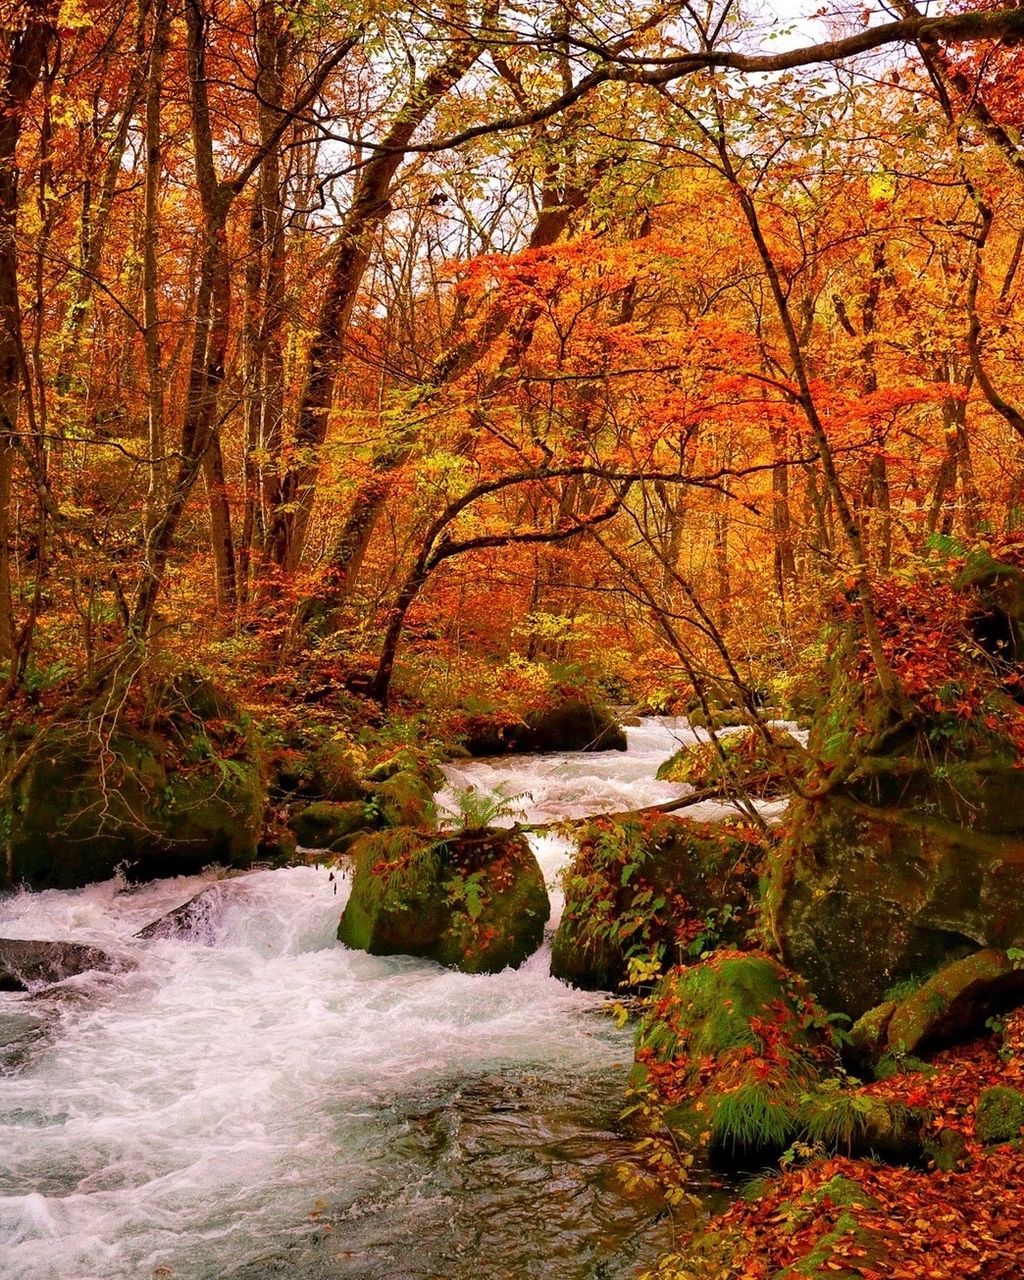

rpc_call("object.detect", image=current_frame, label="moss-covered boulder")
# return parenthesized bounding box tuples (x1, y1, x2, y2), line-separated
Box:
(976, 1086, 1024, 1145)
(366, 747, 444, 791)
(633, 952, 927, 1170)
(656, 725, 802, 798)
(524, 698, 627, 752)
(769, 555, 1024, 1018)
(268, 732, 367, 803)
(338, 827, 550, 973)
(772, 795, 1024, 1018)
(370, 770, 437, 829)
(551, 815, 764, 990)
(289, 801, 371, 851)
(849, 949, 1024, 1069)
(634, 953, 836, 1167)
(460, 696, 626, 756)
(1, 674, 265, 890)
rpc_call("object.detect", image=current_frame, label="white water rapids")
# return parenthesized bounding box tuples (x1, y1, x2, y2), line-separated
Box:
(0, 717, 759, 1280)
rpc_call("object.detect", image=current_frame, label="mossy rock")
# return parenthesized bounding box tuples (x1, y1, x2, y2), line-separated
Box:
(523, 698, 627, 752)
(655, 726, 802, 798)
(366, 747, 444, 791)
(771, 1176, 887, 1279)
(770, 795, 1024, 1018)
(847, 1000, 899, 1069)
(154, 669, 240, 725)
(634, 952, 927, 1170)
(2, 692, 265, 890)
(769, 568, 1024, 1018)
(862, 949, 1024, 1065)
(338, 827, 550, 973)
(305, 740, 366, 802)
(288, 801, 371, 851)
(976, 1085, 1024, 1145)
(551, 815, 764, 990)
(636, 953, 837, 1167)
(460, 696, 626, 756)
(268, 734, 366, 803)
(370, 770, 436, 829)
(686, 707, 746, 731)
(257, 827, 298, 866)
(636, 953, 829, 1080)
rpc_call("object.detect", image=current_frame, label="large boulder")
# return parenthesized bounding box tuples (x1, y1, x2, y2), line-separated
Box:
(551, 815, 764, 990)
(460, 696, 626, 756)
(634, 952, 928, 1171)
(849, 948, 1024, 1069)
(338, 827, 550, 973)
(0, 938, 135, 990)
(656, 725, 802, 798)
(1, 672, 265, 890)
(769, 553, 1024, 1018)
(772, 797, 1024, 1017)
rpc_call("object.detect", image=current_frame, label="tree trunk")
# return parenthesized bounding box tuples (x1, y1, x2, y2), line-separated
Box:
(266, 40, 486, 573)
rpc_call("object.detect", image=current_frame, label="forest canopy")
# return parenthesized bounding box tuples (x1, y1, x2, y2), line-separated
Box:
(1, 0, 1023, 715)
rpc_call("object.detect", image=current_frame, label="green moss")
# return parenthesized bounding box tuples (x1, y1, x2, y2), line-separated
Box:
(656, 726, 801, 798)
(338, 827, 550, 974)
(778, 1209, 883, 1280)
(552, 815, 762, 990)
(289, 801, 370, 850)
(2, 688, 265, 890)
(769, 794, 1024, 1017)
(976, 1086, 1024, 1145)
(370, 770, 437, 830)
(366, 747, 444, 790)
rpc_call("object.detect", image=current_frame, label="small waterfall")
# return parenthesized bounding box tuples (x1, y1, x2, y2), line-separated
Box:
(0, 718, 728, 1280)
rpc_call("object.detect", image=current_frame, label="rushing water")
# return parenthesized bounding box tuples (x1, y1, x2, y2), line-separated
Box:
(0, 717, 754, 1280)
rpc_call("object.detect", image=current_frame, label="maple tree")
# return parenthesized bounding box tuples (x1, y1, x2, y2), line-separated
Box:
(6, 2, 1024, 1268)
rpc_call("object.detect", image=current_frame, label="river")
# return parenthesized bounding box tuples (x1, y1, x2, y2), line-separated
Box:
(0, 717, 755, 1280)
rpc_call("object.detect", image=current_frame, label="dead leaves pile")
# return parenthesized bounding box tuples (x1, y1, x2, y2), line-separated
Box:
(704, 1009, 1024, 1278)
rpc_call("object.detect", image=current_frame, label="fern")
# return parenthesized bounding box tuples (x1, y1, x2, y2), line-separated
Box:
(440, 782, 530, 832)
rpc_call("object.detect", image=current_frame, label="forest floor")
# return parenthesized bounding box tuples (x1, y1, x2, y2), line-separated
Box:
(697, 1008, 1024, 1278)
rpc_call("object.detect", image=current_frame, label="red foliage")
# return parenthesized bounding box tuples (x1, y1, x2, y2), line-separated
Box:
(707, 1009, 1024, 1278)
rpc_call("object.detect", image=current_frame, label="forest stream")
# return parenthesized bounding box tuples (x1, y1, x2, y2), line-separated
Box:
(0, 718, 766, 1280)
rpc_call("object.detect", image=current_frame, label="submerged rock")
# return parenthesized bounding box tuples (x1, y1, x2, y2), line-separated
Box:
(1, 671, 265, 891)
(0, 938, 135, 990)
(338, 827, 549, 973)
(135, 880, 251, 942)
(551, 815, 763, 991)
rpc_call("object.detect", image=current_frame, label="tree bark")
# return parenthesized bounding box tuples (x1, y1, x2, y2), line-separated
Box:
(266, 36, 488, 573)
